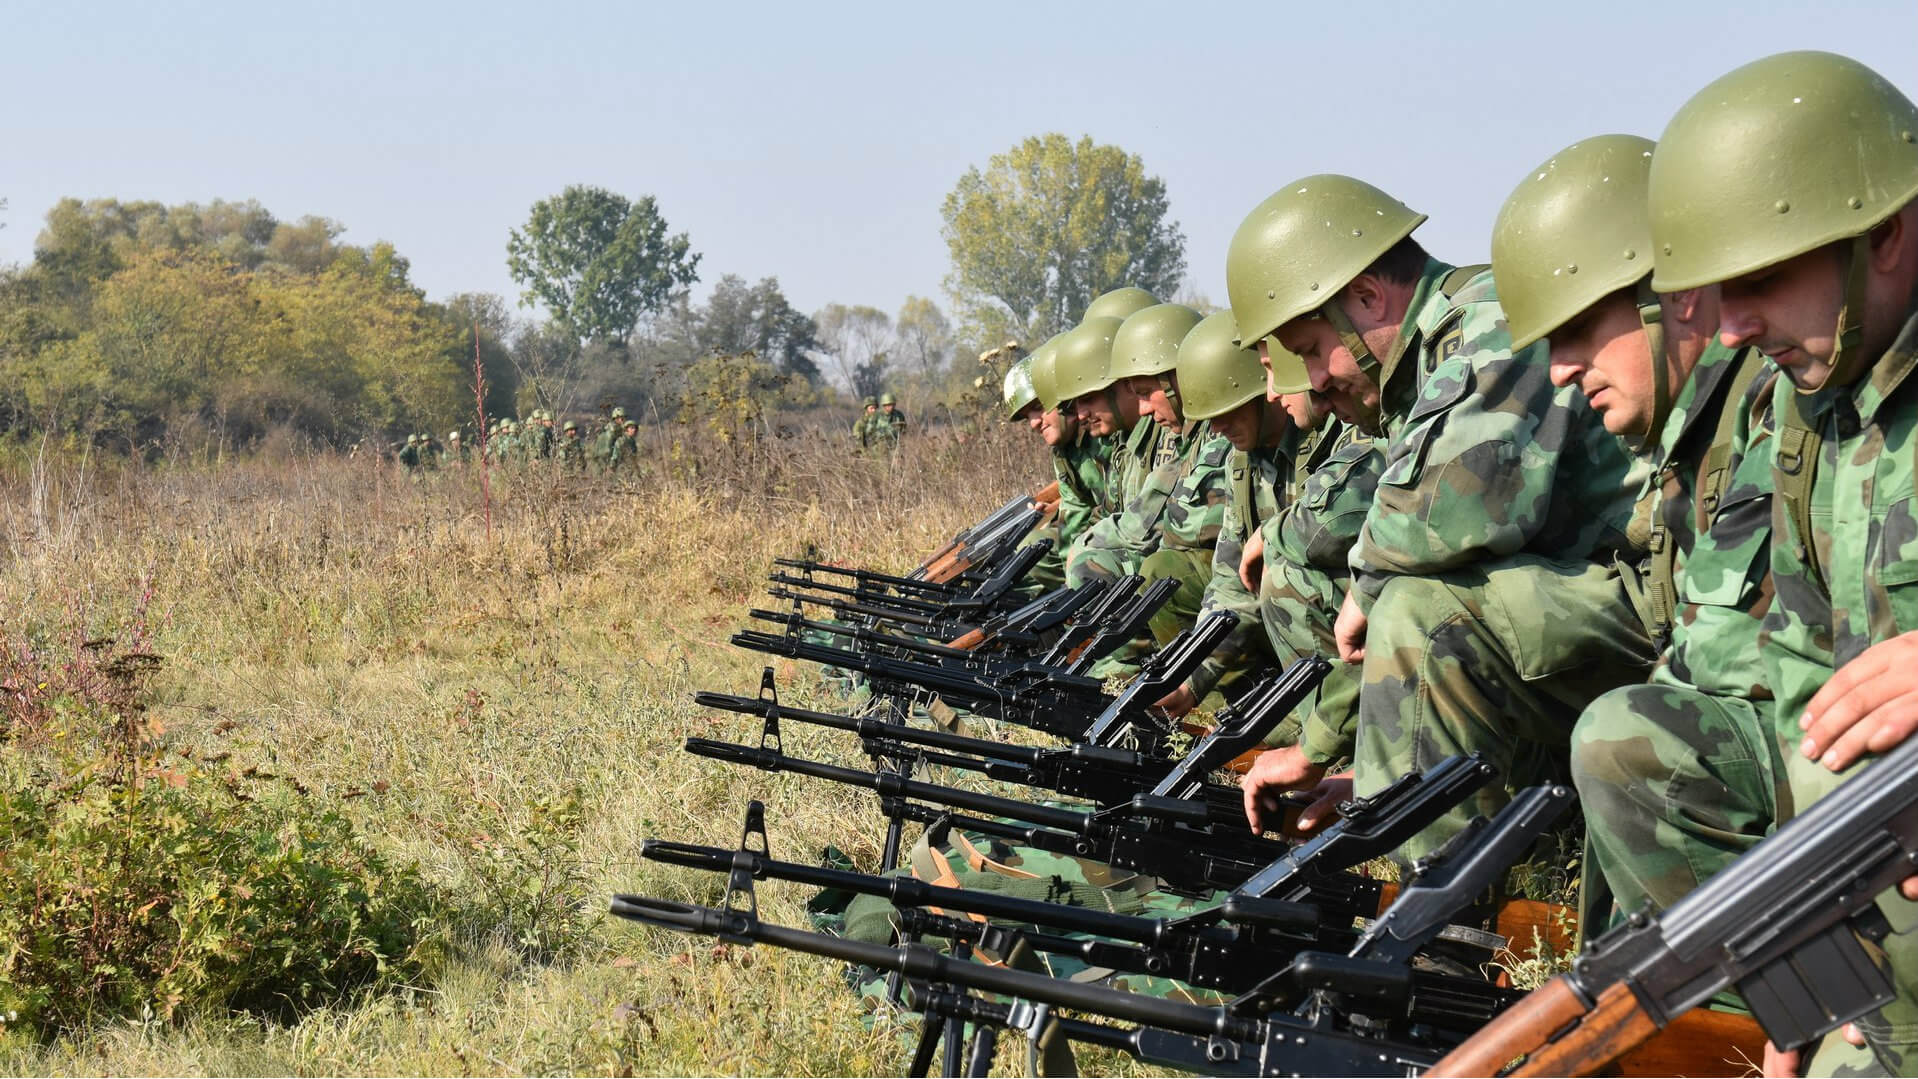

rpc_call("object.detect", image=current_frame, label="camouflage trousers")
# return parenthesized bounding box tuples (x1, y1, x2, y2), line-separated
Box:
(1787, 751, 1918, 1076)
(1569, 683, 1786, 932)
(1258, 558, 1358, 758)
(1085, 546, 1213, 681)
(1355, 556, 1657, 864)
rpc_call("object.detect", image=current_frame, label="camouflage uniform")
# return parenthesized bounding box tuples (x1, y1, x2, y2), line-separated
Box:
(1259, 425, 1384, 760)
(1762, 308, 1918, 1075)
(1025, 432, 1111, 593)
(1064, 419, 1202, 588)
(1349, 261, 1654, 862)
(1569, 348, 1784, 927)
(1180, 422, 1322, 705)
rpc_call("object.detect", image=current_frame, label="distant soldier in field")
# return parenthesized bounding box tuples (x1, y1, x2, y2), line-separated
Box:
(851, 396, 879, 450)
(610, 419, 640, 471)
(595, 406, 627, 466)
(871, 392, 907, 448)
(418, 432, 441, 469)
(559, 420, 586, 472)
(397, 433, 422, 472)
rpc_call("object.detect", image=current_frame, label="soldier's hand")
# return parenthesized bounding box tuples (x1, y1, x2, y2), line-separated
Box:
(1800, 630, 1918, 773)
(1762, 1040, 1802, 1077)
(1335, 588, 1368, 663)
(1290, 773, 1353, 837)
(1801, 630, 1918, 901)
(1239, 529, 1265, 592)
(1155, 683, 1199, 718)
(1241, 745, 1326, 833)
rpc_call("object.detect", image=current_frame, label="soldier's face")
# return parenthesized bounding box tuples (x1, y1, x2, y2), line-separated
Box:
(1125, 375, 1180, 429)
(1718, 243, 1842, 390)
(1547, 290, 1656, 441)
(1039, 407, 1075, 447)
(1111, 379, 1147, 427)
(1210, 398, 1273, 452)
(1274, 315, 1379, 429)
(1071, 391, 1121, 436)
(1278, 391, 1326, 431)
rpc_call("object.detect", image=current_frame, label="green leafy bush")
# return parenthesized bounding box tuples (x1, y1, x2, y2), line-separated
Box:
(0, 622, 439, 1036)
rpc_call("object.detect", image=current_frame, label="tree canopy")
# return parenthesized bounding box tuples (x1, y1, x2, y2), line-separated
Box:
(940, 134, 1186, 351)
(505, 185, 700, 347)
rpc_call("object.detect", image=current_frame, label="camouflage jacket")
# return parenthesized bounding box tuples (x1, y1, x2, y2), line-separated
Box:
(1658, 363, 1778, 700)
(1764, 304, 1918, 738)
(1102, 418, 1172, 517)
(1188, 421, 1332, 698)
(1051, 432, 1112, 551)
(1630, 341, 1775, 649)
(1269, 423, 1382, 574)
(1077, 420, 1232, 566)
(1349, 261, 1646, 614)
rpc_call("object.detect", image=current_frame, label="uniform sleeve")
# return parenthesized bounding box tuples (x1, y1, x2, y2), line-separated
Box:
(1349, 311, 1602, 614)
(1052, 450, 1099, 548)
(1274, 439, 1384, 572)
(1159, 434, 1234, 550)
(1187, 496, 1271, 699)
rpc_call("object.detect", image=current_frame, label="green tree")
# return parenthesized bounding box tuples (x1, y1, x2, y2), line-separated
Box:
(814, 303, 891, 395)
(505, 185, 700, 347)
(893, 295, 953, 375)
(940, 133, 1186, 349)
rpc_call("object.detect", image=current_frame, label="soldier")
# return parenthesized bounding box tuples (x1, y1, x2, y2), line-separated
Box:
(871, 392, 907, 448)
(1471, 134, 1780, 934)
(851, 395, 878, 450)
(446, 430, 467, 465)
(1081, 285, 1158, 323)
(397, 432, 421, 471)
(1632, 52, 1918, 1077)
(418, 432, 441, 469)
(1227, 175, 1652, 858)
(558, 419, 586, 472)
(1072, 305, 1198, 521)
(1025, 334, 1113, 592)
(493, 419, 518, 465)
(611, 419, 639, 471)
(1055, 311, 1177, 577)
(596, 405, 627, 467)
(1155, 311, 1333, 715)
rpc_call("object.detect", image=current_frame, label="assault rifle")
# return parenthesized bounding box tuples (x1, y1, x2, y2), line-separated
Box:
(643, 770, 1529, 1004)
(910, 485, 1056, 585)
(684, 661, 1348, 897)
(1430, 722, 1918, 1077)
(697, 653, 1322, 822)
(768, 537, 1049, 624)
(612, 784, 1571, 1075)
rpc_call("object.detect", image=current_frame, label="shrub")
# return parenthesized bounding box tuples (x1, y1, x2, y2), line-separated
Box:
(0, 616, 439, 1036)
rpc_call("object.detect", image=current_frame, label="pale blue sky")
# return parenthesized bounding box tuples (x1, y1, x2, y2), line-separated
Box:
(3, 1, 1912, 326)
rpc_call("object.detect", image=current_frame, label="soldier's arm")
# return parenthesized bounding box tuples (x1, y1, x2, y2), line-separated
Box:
(1156, 433, 1234, 549)
(1185, 503, 1270, 700)
(1348, 315, 1598, 613)
(1051, 451, 1099, 548)
(1270, 439, 1385, 572)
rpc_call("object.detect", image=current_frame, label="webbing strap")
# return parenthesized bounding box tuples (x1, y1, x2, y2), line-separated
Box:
(1776, 391, 1828, 595)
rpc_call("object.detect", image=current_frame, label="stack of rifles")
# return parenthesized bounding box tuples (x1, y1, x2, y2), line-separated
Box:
(615, 486, 1918, 1077)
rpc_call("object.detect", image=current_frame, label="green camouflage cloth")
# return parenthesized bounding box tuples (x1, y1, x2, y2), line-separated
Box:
(1761, 305, 1918, 1076)
(1065, 421, 1228, 587)
(1348, 262, 1654, 862)
(1025, 433, 1112, 592)
(1570, 355, 1783, 933)
(1262, 426, 1383, 761)
(1071, 422, 1234, 675)
(1101, 417, 1173, 518)
(1184, 421, 1330, 702)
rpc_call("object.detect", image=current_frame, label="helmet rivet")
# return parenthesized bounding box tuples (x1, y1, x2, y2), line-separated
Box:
(1904, 131, 1915, 144)
(1663, 243, 1673, 255)
(1775, 200, 1791, 214)
(1623, 249, 1637, 260)
(1352, 229, 1363, 237)
(1566, 264, 1578, 274)
(1267, 290, 1276, 299)
(1850, 197, 1865, 210)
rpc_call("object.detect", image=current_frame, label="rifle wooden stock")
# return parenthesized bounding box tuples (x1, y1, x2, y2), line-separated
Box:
(917, 483, 1060, 584)
(945, 627, 987, 650)
(1428, 978, 1649, 1077)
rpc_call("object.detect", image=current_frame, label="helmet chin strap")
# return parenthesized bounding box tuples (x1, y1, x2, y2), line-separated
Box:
(1633, 278, 1671, 454)
(1155, 374, 1185, 434)
(1806, 232, 1873, 394)
(1319, 295, 1399, 436)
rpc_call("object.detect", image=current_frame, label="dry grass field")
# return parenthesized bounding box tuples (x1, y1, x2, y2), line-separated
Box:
(0, 422, 1060, 1076)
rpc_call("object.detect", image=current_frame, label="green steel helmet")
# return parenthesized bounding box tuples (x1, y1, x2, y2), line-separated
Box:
(1176, 311, 1270, 421)
(861, 395, 877, 408)
(1263, 338, 1311, 395)
(1109, 303, 1203, 381)
(405, 433, 418, 444)
(1650, 51, 1918, 295)
(1081, 286, 1158, 323)
(1225, 174, 1428, 347)
(448, 430, 461, 440)
(1492, 134, 1658, 351)
(611, 406, 627, 420)
(1050, 317, 1125, 402)
(1028, 333, 1069, 411)
(1002, 357, 1039, 419)
(879, 392, 897, 406)
(563, 420, 578, 432)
